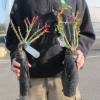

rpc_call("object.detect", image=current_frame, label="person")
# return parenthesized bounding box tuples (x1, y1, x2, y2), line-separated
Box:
(6, 0, 95, 100)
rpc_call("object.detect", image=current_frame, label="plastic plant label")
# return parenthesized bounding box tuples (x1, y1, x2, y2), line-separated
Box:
(24, 42, 40, 58)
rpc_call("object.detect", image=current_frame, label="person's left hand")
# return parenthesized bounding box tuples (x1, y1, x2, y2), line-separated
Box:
(75, 49, 85, 71)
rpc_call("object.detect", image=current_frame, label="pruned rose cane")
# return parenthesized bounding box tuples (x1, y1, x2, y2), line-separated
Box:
(55, 0, 80, 97)
(10, 17, 49, 98)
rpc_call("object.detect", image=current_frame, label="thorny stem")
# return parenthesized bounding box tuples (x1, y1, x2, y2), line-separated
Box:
(28, 24, 48, 43)
(24, 24, 33, 41)
(10, 20, 22, 42)
(27, 26, 42, 43)
(11, 17, 49, 46)
(29, 31, 46, 44)
(55, 2, 80, 50)
(18, 26, 24, 41)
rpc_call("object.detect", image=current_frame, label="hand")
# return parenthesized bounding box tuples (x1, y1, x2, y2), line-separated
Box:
(75, 50, 85, 71)
(11, 58, 31, 78)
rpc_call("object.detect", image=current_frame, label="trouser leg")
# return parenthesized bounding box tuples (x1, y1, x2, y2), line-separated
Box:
(75, 84, 81, 100)
(29, 78, 47, 100)
(19, 96, 30, 100)
(47, 77, 81, 100)
(19, 78, 47, 100)
(19, 77, 81, 100)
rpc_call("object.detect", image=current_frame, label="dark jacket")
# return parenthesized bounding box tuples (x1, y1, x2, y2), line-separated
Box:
(6, 0, 95, 78)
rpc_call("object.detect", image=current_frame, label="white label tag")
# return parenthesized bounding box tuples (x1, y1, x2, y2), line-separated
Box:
(24, 42, 40, 58)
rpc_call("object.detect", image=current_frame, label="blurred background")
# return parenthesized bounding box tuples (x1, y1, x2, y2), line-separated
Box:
(0, 0, 100, 100)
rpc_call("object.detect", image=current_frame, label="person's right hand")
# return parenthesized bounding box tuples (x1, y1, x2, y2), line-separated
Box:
(11, 58, 31, 78)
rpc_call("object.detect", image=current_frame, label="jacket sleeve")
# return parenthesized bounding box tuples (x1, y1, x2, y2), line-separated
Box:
(77, 0, 95, 57)
(5, 0, 20, 58)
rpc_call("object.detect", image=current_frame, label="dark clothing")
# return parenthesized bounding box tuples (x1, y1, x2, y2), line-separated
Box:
(6, 0, 95, 78)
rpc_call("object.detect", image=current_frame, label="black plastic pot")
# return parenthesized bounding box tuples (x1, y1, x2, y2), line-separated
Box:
(14, 50, 30, 97)
(61, 51, 79, 97)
